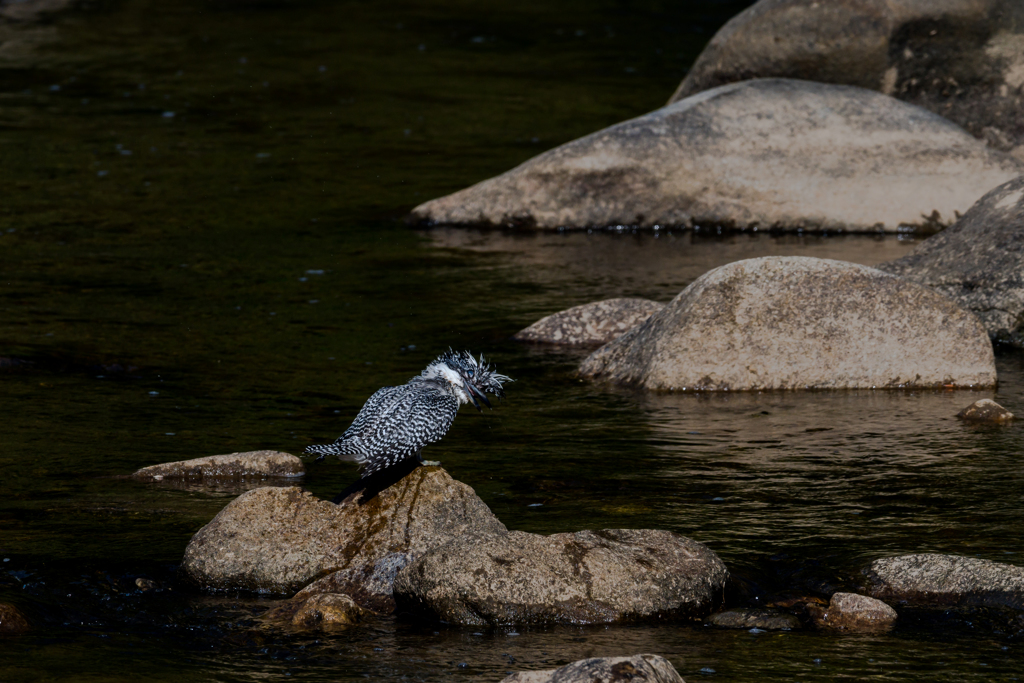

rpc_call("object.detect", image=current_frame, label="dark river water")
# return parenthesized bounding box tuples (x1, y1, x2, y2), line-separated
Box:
(2, 0, 1024, 680)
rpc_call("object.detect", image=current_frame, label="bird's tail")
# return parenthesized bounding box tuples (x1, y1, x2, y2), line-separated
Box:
(303, 442, 366, 464)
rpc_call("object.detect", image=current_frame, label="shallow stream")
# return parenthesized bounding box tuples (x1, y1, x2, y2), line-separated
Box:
(2, 1, 1023, 680)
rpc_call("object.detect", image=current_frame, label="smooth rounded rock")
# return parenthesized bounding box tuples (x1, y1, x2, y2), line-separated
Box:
(410, 79, 1023, 233)
(290, 593, 369, 629)
(501, 654, 685, 683)
(0, 603, 30, 634)
(131, 450, 304, 480)
(579, 256, 996, 391)
(513, 298, 665, 346)
(668, 0, 1024, 159)
(179, 467, 507, 602)
(394, 528, 727, 626)
(808, 592, 897, 632)
(864, 553, 1024, 609)
(707, 608, 801, 630)
(957, 398, 1014, 423)
(879, 176, 1024, 346)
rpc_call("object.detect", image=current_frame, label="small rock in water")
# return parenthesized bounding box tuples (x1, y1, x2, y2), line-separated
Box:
(131, 450, 304, 480)
(500, 654, 684, 683)
(807, 592, 897, 633)
(290, 593, 369, 630)
(0, 603, 30, 634)
(513, 298, 664, 346)
(956, 398, 1014, 424)
(707, 608, 801, 631)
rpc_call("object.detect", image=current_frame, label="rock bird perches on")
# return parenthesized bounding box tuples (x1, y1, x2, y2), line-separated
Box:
(304, 350, 511, 494)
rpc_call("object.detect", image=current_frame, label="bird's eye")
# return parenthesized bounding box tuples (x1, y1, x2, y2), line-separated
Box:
(467, 369, 474, 377)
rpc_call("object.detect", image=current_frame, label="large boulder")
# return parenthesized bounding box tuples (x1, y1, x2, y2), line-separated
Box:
(501, 655, 684, 683)
(513, 298, 665, 346)
(178, 467, 507, 606)
(878, 176, 1024, 346)
(410, 79, 1023, 233)
(668, 0, 1024, 159)
(864, 553, 1024, 610)
(394, 528, 727, 626)
(579, 256, 995, 391)
(131, 450, 304, 480)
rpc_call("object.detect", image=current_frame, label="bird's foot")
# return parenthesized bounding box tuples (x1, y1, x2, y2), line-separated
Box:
(420, 459, 441, 467)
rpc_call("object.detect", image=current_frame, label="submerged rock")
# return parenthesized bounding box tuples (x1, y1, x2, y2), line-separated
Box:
(807, 592, 897, 632)
(513, 298, 665, 346)
(957, 398, 1014, 424)
(394, 528, 727, 626)
(879, 176, 1024, 346)
(410, 79, 1023, 233)
(668, 0, 1024, 160)
(178, 467, 507, 603)
(131, 450, 304, 480)
(261, 592, 373, 631)
(579, 256, 996, 391)
(0, 603, 30, 634)
(501, 654, 684, 683)
(707, 608, 801, 630)
(864, 554, 1024, 610)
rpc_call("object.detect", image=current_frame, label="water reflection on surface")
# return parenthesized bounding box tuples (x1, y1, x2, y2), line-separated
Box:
(3, 0, 1024, 678)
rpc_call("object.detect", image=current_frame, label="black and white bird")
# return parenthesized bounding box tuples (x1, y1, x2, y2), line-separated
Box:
(304, 350, 511, 479)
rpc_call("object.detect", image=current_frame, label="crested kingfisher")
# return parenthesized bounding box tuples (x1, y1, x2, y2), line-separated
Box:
(304, 349, 511, 479)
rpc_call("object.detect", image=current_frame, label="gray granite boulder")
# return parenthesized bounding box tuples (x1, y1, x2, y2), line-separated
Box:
(579, 256, 996, 391)
(879, 176, 1024, 346)
(864, 554, 1024, 609)
(807, 592, 897, 632)
(514, 298, 665, 346)
(501, 655, 684, 683)
(668, 0, 1024, 159)
(411, 79, 1023, 233)
(178, 467, 507, 604)
(957, 398, 1014, 423)
(394, 528, 727, 626)
(131, 450, 304, 480)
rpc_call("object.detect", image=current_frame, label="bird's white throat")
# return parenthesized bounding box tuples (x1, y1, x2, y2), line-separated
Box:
(422, 362, 472, 404)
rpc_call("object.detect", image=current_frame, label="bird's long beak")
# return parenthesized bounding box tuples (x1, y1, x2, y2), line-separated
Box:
(464, 380, 491, 411)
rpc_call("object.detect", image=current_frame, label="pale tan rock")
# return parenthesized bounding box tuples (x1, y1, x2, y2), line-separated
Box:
(0, 603, 30, 634)
(957, 398, 1014, 423)
(579, 256, 996, 391)
(879, 176, 1024, 345)
(668, 0, 1024, 159)
(864, 554, 1024, 609)
(514, 298, 665, 346)
(411, 79, 1023, 233)
(131, 450, 304, 480)
(809, 592, 897, 632)
(394, 529, 727, 626)
(178, 467, 507, 603)
(501, 655, 685, 683)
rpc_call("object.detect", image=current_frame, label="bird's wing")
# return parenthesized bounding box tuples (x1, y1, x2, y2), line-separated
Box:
(341, 386, 399, 441)
(341, 384, 459, 470)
